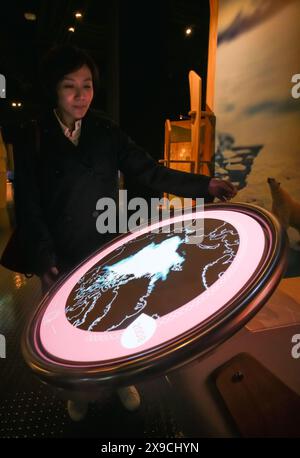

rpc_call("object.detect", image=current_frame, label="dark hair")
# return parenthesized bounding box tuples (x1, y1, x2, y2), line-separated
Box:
(39, 45, 99, 108)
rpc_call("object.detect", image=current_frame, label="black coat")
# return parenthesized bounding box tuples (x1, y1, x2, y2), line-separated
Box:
(14, 109, 213, 275)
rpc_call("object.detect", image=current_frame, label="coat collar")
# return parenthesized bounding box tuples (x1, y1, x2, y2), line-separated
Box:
(38, 108, 109, 153)
(53, 109, 82, 146)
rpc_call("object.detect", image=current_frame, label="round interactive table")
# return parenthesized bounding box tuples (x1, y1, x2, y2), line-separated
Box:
(22, 203, 288, 395)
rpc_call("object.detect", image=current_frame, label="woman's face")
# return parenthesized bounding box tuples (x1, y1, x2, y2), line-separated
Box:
(56, 64, 94, 123)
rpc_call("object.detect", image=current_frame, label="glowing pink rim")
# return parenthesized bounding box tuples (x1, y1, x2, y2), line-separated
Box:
(38, 210, 265, 363)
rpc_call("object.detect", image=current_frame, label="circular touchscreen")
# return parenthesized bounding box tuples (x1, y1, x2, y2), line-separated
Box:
(22, 203, 287, 388)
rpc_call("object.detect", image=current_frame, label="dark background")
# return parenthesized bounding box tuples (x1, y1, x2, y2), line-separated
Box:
(0, 0, 210, 160)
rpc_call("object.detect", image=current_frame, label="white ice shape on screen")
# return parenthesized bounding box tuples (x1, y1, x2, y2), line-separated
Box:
(105, 236, 184, 280)
(121, 313, 157, 349)
(66, 236, 185, 331)
(66, 222, 239, 331)
(92, 236, 184, 331)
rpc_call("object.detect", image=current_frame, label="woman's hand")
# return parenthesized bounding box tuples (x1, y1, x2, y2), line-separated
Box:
(208, 178, 237, 201)
(41, 266, 59, 294)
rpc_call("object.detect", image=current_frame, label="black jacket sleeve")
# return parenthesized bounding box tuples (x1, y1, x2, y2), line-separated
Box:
(14, 123, 57, 275)
(116, 128, 213, 200)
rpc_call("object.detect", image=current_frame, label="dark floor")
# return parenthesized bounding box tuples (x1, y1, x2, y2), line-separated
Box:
(1, 227, 300, 439)
(0, 230, 187, 439)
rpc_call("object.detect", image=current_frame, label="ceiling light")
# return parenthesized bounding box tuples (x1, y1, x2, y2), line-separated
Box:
(24, 12, 37, 21)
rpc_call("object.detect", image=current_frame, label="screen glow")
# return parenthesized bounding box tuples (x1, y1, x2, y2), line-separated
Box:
(38, 210, 265, 363)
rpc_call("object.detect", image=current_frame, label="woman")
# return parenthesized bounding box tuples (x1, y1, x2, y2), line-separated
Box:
(12, 45, 237, 417)
(14, 45, 236, 290)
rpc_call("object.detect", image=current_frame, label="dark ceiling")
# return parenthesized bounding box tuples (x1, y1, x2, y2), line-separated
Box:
(0, 0, 210, 155)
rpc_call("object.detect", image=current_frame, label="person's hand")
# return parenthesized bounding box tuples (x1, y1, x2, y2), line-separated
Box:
(41, 266, 59, 294)
(208, 178, 237, 202)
